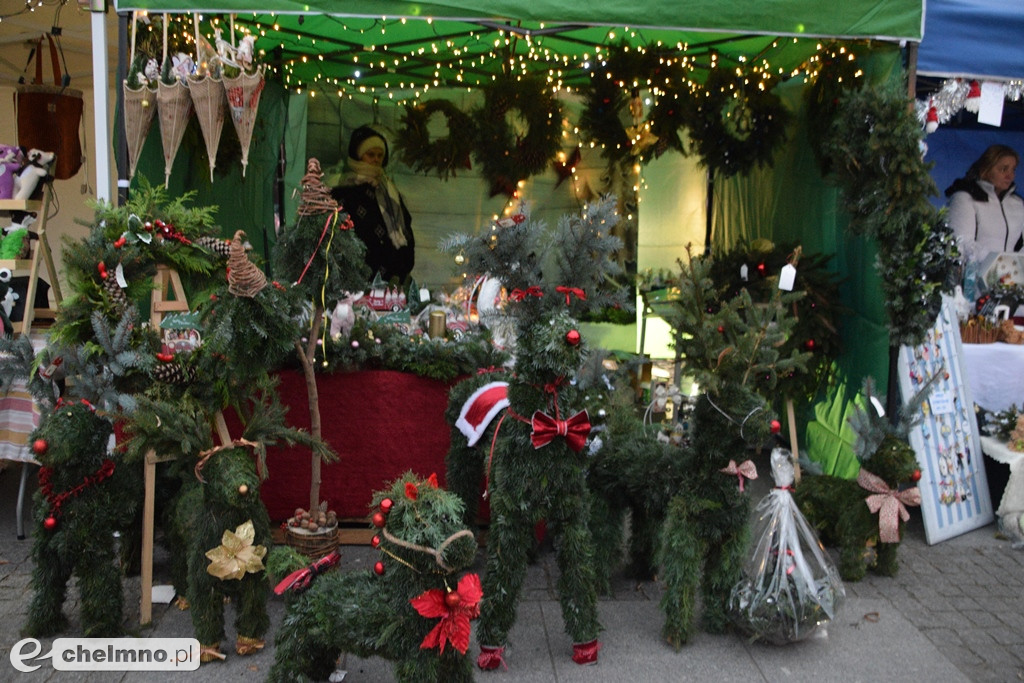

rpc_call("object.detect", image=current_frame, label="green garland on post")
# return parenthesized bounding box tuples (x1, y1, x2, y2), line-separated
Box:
(395, 99, 476, 180)
(472, 76, 561, 197)
(816, 82, 959, 346)
(684, 66, 790, 178)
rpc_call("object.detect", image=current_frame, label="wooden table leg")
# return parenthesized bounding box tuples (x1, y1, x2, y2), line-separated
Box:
(140, 450, 157, 625)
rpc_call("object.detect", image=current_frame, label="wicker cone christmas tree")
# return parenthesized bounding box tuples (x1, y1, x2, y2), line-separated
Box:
(156, 79, 193, 188)
(123, 82, 157, 180)
(295, 158, 337, 216)
(226, 230, 266, 297)
(223, 68, 265, 178)
(189, 75, 226, 182)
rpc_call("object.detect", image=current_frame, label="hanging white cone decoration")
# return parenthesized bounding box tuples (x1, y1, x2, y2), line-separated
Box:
(188, 14, 226, 182)
(925, 99, 939, 134)
(123, 13, 157, 180)
(964, 80, 982, 113)
(155, 15, 193, 188)
(223, 67, 264, 178)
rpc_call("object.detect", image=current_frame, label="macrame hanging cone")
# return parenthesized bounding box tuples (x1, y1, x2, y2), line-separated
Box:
(156, 79, 193, 188)
(223, 67, 265, 178)
(188, 75, 226, 182)
(296, 158, 338, 217)
(227, 230, 267, 297)
(122, 82, 157, 180)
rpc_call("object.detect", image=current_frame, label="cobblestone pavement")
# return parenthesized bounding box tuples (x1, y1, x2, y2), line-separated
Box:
(1, 460, 1022, 682)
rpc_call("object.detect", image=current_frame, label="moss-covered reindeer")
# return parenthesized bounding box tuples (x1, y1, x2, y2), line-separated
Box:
(795, 379, 924, 581)
(24, 400, 129, 637)
(267, 473, 480, 683)
(442, 198, 630, 668)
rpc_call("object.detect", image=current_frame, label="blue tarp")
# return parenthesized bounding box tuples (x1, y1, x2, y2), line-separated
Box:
(918, 0, 1024, 80)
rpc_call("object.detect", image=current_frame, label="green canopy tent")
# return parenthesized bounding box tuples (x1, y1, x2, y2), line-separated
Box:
(106, 0, 923, 475)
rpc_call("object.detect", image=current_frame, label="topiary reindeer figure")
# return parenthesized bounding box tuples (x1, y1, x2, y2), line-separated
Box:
(795, 378, 924, 581)
(166, 439, 272, 662)
(267, 473, 480, 683)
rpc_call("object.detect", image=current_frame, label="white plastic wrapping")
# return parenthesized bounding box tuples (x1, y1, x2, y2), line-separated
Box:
(728, 448, 846, 644)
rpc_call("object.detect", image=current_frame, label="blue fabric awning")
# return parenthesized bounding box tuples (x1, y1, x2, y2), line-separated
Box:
(918, 0, 1024, 80)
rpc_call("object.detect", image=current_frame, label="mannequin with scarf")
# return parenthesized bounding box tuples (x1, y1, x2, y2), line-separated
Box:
(945, 144, 1024, 263)
(331, 126, 415, 283)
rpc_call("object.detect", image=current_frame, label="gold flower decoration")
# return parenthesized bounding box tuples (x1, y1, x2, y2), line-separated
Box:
(205, 520, 267, 580)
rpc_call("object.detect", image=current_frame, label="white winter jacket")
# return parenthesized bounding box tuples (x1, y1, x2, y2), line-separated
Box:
(947, 179, 1024, 262)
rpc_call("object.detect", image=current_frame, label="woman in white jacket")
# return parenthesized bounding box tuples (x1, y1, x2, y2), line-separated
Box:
(945, 144, 1024, 262)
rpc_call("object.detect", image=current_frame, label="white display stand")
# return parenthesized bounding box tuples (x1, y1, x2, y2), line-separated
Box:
(897, 297, 994, 544)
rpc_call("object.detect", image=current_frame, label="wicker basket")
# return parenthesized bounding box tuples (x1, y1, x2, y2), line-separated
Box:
(285, 524, 341, 559)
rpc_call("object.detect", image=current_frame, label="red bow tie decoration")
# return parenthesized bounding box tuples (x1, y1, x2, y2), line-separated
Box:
(530, 409, 591, 452)
(858, 468, 921, 543)
(554, 285, 586, 306)
(508, 286, 544, 302)
(410, 573, 483, 655)
(720, 459, 758, 492)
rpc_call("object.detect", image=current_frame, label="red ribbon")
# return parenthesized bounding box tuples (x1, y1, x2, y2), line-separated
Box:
(530, 409, 591, 452)
(509, 286, 544, 302)
(273, 549, 342, 594)
(720, 459, 758, 492)
(555, 285, 586, 305)
(410, 573, 482, 655)
(295, 209, 341, 285)
(38, 458, 116, 522)
(858, 468, 921, 543)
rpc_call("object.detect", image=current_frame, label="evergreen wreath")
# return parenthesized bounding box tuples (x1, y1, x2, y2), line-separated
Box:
(396, 99, 476, 180)
(472, 75, 561, 197)
(684, 66, 790, 178)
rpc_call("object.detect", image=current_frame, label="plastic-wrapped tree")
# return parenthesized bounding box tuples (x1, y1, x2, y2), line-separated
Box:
(273, 158, 370, 510)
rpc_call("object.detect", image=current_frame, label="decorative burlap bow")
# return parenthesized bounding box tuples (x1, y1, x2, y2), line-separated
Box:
(719, 459, 758, 492)
(858, 468, 921, 543)
(530, 409, 591, 452)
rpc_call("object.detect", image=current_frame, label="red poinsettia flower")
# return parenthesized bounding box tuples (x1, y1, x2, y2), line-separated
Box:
(405, 482, 419, 500)
(426, 473, 439, 488)
(409, 573, 482, 654)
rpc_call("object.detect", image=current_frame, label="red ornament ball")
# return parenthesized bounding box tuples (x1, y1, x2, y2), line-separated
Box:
(373, 561, 385, 576)
(379, 498, 393, 514)
(911, 469, 922, 483)
(717, 326, 725, 334)
(32, 439, 48, 456)
(770, 419, 781, 434)
(565, 329, 581, 346)
(804, 339, 816, 351)
(444, 591, 461, 608)
(370, 535, 381, 548)
(756, 262, 766, 276)
(371, 512, 386, 528)
(43, 516, 57, 531)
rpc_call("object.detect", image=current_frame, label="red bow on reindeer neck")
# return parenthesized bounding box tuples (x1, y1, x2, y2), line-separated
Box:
(858, 468, 921, 543)
(530, 409, 591, 452)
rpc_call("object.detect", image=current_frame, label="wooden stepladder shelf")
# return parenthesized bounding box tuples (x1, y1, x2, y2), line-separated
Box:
(0, 185, 64, 334)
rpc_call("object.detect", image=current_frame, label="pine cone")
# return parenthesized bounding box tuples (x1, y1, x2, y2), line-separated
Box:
(152, 361, 196, 384)
(103, 272, 129, 313)
(196, 236, 232, 258)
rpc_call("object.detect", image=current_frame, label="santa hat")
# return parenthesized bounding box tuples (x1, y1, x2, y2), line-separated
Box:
(925, 99, 939, 134)
(964, 80, 982, 114)
(455, 381, 509, 446)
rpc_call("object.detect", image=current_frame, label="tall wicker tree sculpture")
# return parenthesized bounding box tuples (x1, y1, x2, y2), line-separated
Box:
(442, 196, 630, 669)
(273, 158, 371, 511)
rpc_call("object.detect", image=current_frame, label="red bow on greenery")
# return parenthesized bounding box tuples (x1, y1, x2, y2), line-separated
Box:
(273, 549, 342, 595)
(410, 573, 483, 655)
(719, 459, 758, 492)
(530, 409, 591, 452)
(554, 285, 586, 306)
(509, 286, 544, 302)
(858, 469, 921, 543)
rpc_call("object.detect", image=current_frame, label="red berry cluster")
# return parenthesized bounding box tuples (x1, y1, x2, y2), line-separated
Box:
(152, 219, 192, 245)
(370, 497, 393, 576)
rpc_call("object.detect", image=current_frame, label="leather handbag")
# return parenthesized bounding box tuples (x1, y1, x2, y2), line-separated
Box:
(14, 34, 84, 180)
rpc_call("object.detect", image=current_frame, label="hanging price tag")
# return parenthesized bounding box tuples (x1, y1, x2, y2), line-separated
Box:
(115, 263, 129, 289)
(778, 263, 796, 291)
(740, 264, 748, 282)
(419, 287, 430, 303)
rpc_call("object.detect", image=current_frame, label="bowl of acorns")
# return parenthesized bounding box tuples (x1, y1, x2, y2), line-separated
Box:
(285, 502, 340, 558)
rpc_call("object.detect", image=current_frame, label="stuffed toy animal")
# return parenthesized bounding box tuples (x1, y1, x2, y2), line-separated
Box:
(1, 214, 34, 260)
(267, 473, 480, 683)
(795, 383, 923, 582)
(166, 440, 273, 662)
(0, 144, 24, 199)
(14, 149, 55, 201)
(24, 400, 125, 637)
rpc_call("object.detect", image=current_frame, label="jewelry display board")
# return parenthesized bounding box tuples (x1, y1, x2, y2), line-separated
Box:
(897, 297, 994, 544)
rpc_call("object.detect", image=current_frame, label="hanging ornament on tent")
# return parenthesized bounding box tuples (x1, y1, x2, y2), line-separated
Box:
(189, 17, 226, 183)
(925, 98, 939, 134)
(220, 33, 265, 179)
(964, 80, 982, 113)
(156, 15, 193, 188)
(122, 12, 157, 180)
